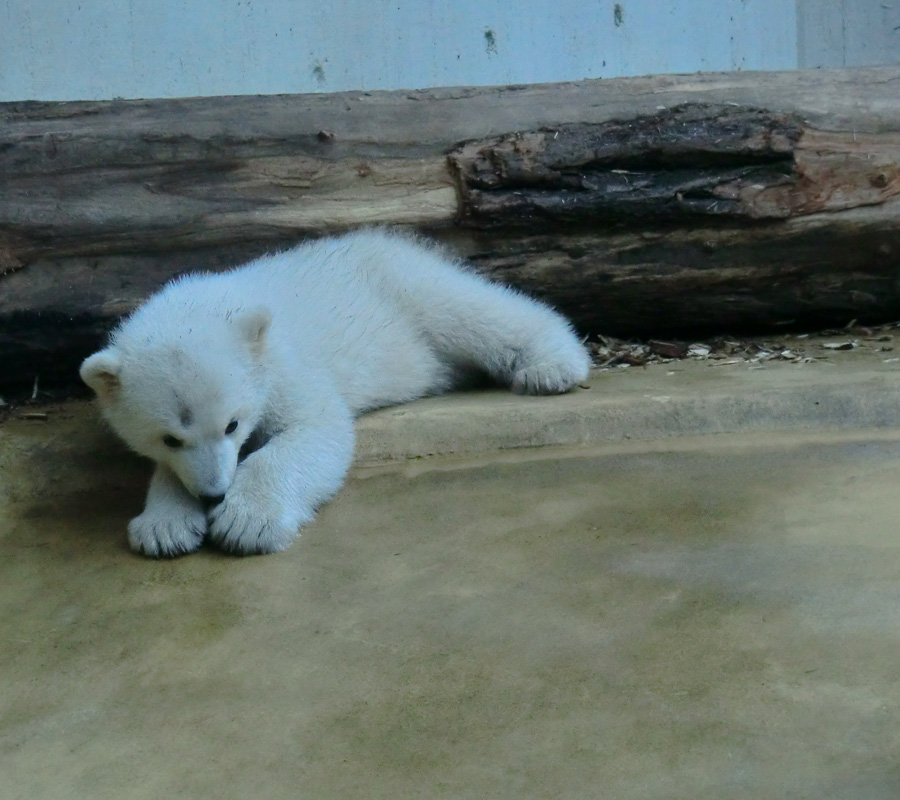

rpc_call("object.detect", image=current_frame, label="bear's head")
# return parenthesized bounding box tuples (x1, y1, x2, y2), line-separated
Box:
(80, 307, 272, 500)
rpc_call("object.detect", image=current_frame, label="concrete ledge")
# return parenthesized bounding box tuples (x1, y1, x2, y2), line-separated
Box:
(4, 351, 900, 481)
(355, 355, 900, 464)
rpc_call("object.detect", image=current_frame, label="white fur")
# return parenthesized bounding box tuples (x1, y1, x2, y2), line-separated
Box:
(80, 230, 590, 557)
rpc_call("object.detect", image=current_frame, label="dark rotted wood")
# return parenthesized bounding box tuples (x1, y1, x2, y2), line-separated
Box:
(448, 105, 805, 226)
(442, 206, 900, 335)
(3, 67, 900, 396)
(448, 103, 900, 227)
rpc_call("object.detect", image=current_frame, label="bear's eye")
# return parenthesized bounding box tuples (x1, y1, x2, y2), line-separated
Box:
(162, 434, 183, 449)
(225, 419, 238, 435)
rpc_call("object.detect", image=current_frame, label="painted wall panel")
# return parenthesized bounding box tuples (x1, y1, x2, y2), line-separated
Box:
(797, 0, 900, 68)
(1, 1, 799, 101)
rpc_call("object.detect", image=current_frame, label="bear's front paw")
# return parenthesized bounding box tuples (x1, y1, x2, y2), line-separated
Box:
(207, 493, 308, 555)
(128, 507, 207, 558)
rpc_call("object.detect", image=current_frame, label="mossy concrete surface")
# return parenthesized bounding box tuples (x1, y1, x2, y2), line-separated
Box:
(3, 355, 900, 798)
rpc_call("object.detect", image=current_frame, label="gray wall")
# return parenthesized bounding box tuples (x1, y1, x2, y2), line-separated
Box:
(797, 0, 900, 68)
(1, 0, 796, 101)
(1, 1, 897, 102)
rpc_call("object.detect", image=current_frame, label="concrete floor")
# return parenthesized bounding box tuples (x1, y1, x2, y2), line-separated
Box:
(4, 356, 900, 799)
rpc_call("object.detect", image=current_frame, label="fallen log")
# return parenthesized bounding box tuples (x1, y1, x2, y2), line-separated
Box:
(2, 67, 900, 394)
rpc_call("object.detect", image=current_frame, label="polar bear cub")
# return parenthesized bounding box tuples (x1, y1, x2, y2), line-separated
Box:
(81, 230, 590, 557)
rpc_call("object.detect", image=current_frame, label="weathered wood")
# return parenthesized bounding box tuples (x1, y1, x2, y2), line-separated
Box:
(6, 199, 900, 395)
(0, 242, 299, 394)
(445, 200, 900, 334)
(450, 105, 803, 225)
(449, 105, 900, 225)
(3, 67, 900, 395)
(3, 68, 900, 259)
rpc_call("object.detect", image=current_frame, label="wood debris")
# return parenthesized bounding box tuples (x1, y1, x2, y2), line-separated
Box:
(588, 321, 900, 371)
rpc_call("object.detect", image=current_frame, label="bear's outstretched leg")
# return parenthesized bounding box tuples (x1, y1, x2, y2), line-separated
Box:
(128, 465, 208, 557)
(357, 232, 589, 394)
(207, 400, 355, 555)
(412, 269, 590, 395)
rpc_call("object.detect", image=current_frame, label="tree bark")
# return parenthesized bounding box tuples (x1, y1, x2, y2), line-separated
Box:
(2, 67, 900, 394)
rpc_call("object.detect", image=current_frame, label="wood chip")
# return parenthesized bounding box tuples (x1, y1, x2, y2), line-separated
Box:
(649, 340, 689, 359)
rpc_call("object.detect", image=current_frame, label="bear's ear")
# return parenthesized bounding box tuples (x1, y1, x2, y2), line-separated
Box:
(235, 307, 271, 356)
(80, 349, 122, 403)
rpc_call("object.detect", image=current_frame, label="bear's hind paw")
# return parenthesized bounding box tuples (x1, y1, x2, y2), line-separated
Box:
(511, 361, 586, 395)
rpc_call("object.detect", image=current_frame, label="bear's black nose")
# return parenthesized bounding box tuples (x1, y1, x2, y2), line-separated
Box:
(199, 493, 226, 510)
